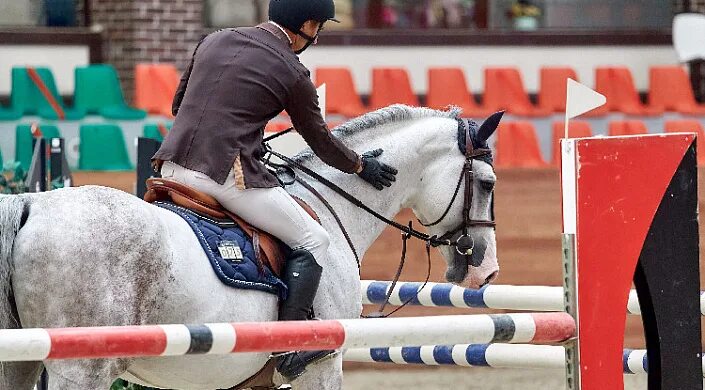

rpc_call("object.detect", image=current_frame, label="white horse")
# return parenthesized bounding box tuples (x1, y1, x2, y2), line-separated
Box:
(0, 105, 500, 390)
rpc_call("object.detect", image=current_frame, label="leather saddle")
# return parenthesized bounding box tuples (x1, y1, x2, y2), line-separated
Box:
(143, 178, 319, 277)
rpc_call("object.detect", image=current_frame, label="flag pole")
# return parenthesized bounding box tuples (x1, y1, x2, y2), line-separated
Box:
(565, 78, 572, 139)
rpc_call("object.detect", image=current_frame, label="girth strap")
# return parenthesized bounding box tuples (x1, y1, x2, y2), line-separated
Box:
(223, 359, 277, 390)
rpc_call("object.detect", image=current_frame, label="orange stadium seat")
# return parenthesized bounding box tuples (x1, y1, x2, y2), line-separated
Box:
(608, 120, 648, 136)
(550, 121, 593, 166)
(483, 68, 551, 117)
(265, 121, 292, 132)
(369, 67, 419, 110)
(538, 67, 578, 113)
(649, 66, 705, 115)
(426, 67, 491, 118)
(581, 68, 612, 117)
(495, 121, 548, 168)
(135, 63, 180, 117)
(664, 120, 705, 165)
(594, 67, 662, 116)
(315, 67, 367, 117)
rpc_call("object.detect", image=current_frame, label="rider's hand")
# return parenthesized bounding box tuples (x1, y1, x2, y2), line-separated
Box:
(357, 149, 398, 190)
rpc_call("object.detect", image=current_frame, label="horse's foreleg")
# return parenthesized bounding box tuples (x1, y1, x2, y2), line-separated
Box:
(45, 359, 126, 390)
(0, 361, 43, 389)
(288, 353, 343, 390)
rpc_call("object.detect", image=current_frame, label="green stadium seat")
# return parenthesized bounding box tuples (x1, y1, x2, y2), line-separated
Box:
(74, 64, 147, 120)
(79, 124, 133, 170)
(0, 106, 21, 121)
(15, 124, 62, 171)
(10, 67, 85, 120)
(9, 67, 35, 116)
(143, 123, 172, 142)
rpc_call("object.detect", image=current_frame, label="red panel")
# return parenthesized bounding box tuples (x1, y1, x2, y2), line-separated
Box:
(574, 134, 694, 389)
(232, 320, 346, 352)
(47, 325, 167, 359)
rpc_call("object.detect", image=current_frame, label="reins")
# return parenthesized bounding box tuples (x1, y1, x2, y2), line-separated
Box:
(262, 122, 494, 317)
(363, 222, 433, 319)
(264, 146, 452, 249)
(293, 176, 361, 267)
(263, 145, 446, 317)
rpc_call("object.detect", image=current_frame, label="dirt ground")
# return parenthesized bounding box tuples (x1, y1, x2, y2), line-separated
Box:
(342, 367, 651, 390)
(73, 168, 705, 388)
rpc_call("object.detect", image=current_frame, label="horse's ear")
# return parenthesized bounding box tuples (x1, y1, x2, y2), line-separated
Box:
(478, 111, 504, 142)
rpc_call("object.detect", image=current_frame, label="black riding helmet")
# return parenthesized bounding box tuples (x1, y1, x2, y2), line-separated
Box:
(269, 0, 339, 53)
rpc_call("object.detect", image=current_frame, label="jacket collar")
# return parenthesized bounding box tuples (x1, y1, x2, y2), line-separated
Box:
(256, 22, 293, 46)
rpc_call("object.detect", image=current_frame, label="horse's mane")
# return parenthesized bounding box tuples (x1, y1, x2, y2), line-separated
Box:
(294, 104, 462, 163)
(332, 104, 461, 136)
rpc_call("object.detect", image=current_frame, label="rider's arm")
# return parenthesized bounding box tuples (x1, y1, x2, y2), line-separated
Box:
(172, 37, 206, 116)
(286, 75, 362, 174)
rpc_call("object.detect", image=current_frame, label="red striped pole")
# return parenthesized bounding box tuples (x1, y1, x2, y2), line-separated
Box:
(0, 313, 574, 362)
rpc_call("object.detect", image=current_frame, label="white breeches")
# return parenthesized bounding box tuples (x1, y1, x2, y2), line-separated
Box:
(160, 161, 330, 264)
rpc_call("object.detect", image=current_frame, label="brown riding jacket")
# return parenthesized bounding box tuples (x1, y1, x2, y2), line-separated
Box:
(152, 23, 361, 188)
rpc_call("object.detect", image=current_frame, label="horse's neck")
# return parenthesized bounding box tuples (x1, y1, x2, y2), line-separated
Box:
(289, 118, 457, 259)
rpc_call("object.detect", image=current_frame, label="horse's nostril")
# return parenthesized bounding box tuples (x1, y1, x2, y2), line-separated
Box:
(481, 271, 499, 287)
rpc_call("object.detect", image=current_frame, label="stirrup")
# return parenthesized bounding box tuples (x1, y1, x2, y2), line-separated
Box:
(275, 350, 338, 381)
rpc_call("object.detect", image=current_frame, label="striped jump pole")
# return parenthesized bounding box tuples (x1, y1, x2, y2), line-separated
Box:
(343, 344, 705, 376)
(0, 313, 574, 362)
(361, 280, 705, 315)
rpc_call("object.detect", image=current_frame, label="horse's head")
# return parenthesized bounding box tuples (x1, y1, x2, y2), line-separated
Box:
(411, 111, 503, 289)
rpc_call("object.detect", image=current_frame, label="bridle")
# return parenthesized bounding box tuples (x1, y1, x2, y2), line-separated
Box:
(261, 117, 496, 316)
(263, 120, 495, 256)
(419, 119, 496, 267)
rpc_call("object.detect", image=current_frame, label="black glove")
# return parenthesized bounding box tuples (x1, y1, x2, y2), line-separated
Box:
(357, 149, 398, 190)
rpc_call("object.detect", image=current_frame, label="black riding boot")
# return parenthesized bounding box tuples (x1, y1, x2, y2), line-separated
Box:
(275, 249, 335, 381)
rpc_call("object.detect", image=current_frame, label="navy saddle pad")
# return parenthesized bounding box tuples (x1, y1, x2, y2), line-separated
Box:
(155, 201, 287, 298)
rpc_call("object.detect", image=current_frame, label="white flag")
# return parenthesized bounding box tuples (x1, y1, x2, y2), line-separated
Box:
(566, 78, 606, 119)
(317, 83, 326, 121)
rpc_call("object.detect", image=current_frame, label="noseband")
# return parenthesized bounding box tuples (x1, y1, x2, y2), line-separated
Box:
(420, 120, 496, 266)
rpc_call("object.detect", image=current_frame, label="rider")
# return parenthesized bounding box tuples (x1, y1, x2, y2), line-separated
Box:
(151, 0, 398, 380)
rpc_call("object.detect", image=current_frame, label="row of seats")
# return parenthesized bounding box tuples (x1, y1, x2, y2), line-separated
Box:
(11, 119, 702, 172)
(319, 66, 705, 118)
(5, 63, 703, 123)
(135, 64, 705, 119)
(497, 119, 705, 168)
(0, 65, 146, 121)
(10, 122, 173, 171)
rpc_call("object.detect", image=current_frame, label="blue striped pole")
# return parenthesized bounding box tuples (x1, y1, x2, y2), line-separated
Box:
(361, 280, 705, 315)
(344, 344, 705, 376)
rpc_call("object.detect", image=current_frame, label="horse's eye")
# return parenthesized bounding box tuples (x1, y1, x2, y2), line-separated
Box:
(481, 181, 495, 191)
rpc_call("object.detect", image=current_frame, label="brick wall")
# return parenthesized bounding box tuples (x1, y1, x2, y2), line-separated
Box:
(674, 0, 705, 14)
(90, 0, 206, 102)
